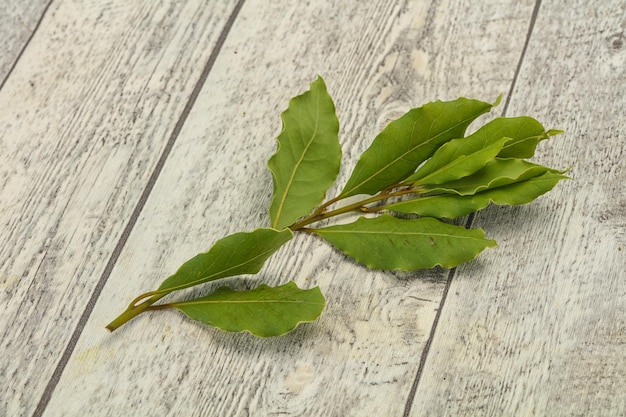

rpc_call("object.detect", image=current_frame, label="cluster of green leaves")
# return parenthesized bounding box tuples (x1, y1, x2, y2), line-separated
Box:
(107, 76, 567, 337)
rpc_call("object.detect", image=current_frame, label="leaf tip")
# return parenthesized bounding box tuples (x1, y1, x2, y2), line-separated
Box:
(310, 75, 328, 92)
(560, 166, 574, 178)
(546, 129, 565, 137)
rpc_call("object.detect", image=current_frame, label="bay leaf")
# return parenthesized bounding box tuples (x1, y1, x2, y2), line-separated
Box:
(157, 228, 293, 293)
(172, 282, 325, 337)
(338, 97, 495, 198)
(491, 117, 563, 158)
(423, 158, 562, 196)
(389, 171, 569, 218)
(405, 116, 561, 187)
(406, 137, 509, 186)
(312, 214, 496, 270)
(268, 76, 341, 229)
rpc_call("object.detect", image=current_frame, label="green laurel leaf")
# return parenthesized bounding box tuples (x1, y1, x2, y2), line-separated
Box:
(422, 158, 563, 196)
(405, 115, 562, 187)
(406, 137, 509, 186)
(388, 171, 569, 218)
(268, 76, 341, 229)
(170, 282, 325, 337)
(157, 228, 293, 293)
(487, 117, 563, 158)
(338, 97, 495, 198)
(312, 214, 496, 270)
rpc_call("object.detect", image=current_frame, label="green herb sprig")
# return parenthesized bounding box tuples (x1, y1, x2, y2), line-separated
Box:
(107, 76, 568, 337)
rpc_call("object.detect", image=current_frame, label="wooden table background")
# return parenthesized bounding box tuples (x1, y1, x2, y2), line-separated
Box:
(1, 1, 624, 416)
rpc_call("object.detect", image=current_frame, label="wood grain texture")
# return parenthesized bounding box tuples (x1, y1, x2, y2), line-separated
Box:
(0, 1, 240, 415)
(40, 1, 538, 416)
(410, 1, 626, 416)
(0, 0, 50, 83)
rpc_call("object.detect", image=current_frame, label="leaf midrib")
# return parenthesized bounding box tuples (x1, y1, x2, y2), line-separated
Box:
(175, 299, 322, 306)
(317, 229, 485, 241)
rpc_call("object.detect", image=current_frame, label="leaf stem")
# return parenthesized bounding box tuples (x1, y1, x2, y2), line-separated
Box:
(106, 292, 168, 332)
(289, 185, 422, 231)
(128, 289, 168, 308)
(310, 194, 344, 216)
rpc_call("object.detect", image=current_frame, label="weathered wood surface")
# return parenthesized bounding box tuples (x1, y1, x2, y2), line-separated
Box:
(409, 1, 626, 416)
(40, 0, 537, 415)
(0, 1, 241, 415)
(0, 0, 50, 83)
(1, 0, 623, 416)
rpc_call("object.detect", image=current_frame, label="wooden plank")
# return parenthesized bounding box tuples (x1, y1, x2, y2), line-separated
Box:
(40, 1, 539, 416)
(0, 0, 50, 83)
(410, 1, 626, 416)
(0, 1, 241, 415)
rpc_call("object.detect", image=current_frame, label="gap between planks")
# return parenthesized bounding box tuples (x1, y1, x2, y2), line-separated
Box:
(30, 1, 247, 416)
(402, 0, 543, 414)
(0, 0, 54, 90)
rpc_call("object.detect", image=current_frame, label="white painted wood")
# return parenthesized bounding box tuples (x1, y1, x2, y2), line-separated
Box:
(410, 1, 626, 416)
(0, 0, 49, 82)
(41, 1, 538, 416)
(0, 1, 240, 415)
